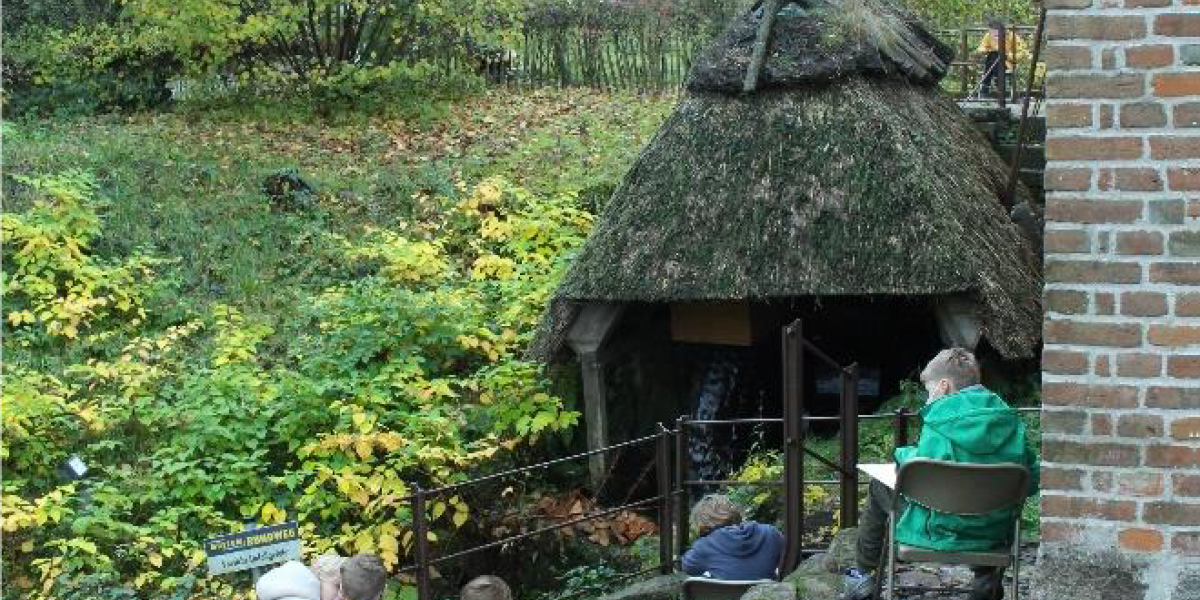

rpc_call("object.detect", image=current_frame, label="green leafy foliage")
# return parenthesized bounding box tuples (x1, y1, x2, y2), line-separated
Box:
(1, 168, 587, 599)
(900, 0, 1038, 28)
(551, 564, 624, 599)
(2, 87, 670, 598)
(4, 21, 179, 116)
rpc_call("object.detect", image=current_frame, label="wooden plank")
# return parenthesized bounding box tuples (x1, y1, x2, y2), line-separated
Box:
(669, 301, 753, 346)
(744, 0, 781, 92)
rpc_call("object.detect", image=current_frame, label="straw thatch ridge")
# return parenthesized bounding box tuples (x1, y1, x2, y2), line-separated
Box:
(531, 78, 1042, 361)
(688, 0, 954, 92)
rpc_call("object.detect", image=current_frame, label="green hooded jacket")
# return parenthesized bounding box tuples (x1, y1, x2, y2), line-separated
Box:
(892, 386, 1039, 551)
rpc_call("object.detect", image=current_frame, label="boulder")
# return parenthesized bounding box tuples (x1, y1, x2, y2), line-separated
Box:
(741, 582, 797, 600)
(262, 168, 316, 212)
(824, 527, 859, 573)
(596, 573, 685, 600)
(783, 528, 859, 600)
(787, 573, 839, 600)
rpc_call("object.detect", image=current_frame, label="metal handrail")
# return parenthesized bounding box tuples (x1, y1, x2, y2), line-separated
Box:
(684, 417, 783, 426)
(410, 495, 665, 569)
(399, 372, 1042, 599)
(421, 431, 664, 497)
(404, 426, 675, 599)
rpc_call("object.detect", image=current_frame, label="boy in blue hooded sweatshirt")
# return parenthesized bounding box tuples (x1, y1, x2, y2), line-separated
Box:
(844, 348, 1039, 600)
(682, 494, 784, 580)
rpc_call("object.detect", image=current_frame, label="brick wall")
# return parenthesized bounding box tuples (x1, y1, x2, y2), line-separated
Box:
(1041, 0, 1200, 598)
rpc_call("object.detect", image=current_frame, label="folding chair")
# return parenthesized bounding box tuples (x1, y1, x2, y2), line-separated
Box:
(681, 577, 776, 600)
(877, 459, 1030, 600)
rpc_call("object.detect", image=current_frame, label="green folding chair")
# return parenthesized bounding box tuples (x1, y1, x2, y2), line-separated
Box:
(877, 459, 1030, 600)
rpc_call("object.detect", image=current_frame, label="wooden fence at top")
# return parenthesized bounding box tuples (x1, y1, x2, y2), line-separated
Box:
(483, 21, 1042, 97)
(509, 26, 709, 90)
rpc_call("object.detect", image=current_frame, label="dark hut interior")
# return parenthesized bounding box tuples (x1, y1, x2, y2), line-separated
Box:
(531, 0, 1044, 488)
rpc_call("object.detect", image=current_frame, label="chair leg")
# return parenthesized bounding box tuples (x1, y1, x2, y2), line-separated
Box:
(1011, 553, 1020, 600)
(886, 539, 896, 600)
(873, 521, 888, 600)
(1012, 564, 1019, 600)
(1012, 519, 1022, 600)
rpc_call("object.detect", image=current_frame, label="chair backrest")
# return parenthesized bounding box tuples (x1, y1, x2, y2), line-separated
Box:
(681, 577, 775, 600)
(895, 459, 1029, 515)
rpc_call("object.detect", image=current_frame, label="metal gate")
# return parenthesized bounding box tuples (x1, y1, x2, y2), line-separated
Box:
(673, 319, 862, 576)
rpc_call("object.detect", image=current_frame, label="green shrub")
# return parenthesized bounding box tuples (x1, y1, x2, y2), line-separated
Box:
(1, 172, 587, 598)
(4, 24, 178, 117)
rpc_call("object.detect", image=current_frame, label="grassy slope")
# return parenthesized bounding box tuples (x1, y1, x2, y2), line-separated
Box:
(4, 88, 675, 357)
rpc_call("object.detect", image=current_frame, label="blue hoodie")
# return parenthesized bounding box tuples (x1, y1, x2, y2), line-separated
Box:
(682, 521, 783, 580)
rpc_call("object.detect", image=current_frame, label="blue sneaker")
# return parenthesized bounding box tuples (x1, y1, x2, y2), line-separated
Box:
(842, 568, 875, 600)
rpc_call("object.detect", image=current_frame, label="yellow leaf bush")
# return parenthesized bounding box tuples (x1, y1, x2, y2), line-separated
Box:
(3, 173, 588, 598)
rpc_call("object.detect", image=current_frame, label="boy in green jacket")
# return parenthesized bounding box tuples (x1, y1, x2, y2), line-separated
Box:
(843, 348, 1039, 600)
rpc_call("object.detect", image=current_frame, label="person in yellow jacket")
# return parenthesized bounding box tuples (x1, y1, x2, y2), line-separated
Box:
(976, 20, 1030, 96)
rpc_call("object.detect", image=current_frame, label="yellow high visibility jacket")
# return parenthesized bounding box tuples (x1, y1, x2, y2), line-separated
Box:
(976, 30, 1030, 71)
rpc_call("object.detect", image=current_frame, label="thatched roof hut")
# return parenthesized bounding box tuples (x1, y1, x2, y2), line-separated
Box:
(533, 0, 1042, 364)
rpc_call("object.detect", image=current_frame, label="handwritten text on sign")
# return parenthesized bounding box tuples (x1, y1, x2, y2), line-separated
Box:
(205, 521, 301, 575)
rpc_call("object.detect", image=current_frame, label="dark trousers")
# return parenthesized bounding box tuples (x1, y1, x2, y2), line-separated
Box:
(855, 480, 1005, 598)
(981, 51, 1004, 95)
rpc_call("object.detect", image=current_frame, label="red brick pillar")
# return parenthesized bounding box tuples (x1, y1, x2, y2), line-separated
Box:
(1039, 0, 1200, 598)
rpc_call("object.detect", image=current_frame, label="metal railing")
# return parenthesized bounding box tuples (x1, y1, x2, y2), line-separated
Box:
(395, 427, 675, 600)
(390, 320, 1041, 599)
(935, 24, 1043, 107)
(393, 407, 1039, 600)
(670, 320, 862, 576)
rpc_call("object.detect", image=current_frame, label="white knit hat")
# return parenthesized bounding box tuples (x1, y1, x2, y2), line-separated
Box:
(255, 560, 322, 600)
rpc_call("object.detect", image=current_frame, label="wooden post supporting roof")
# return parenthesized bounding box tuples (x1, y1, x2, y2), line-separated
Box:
(743, 0, 781, 92)
(565, 303, 625, 487)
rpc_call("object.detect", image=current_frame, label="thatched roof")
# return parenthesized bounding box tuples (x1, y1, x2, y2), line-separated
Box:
(689, 0, 954, 91)
(531, 1, 1042, 361)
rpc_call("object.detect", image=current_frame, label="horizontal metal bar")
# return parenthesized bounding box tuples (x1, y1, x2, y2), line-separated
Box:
(683, 479, 784, 487)
(422, 432, 665, 496)
(681, 478, 868, 487)
(684, 418, 783, 426)
(859, 413, 904, 420)
(423, 496, 664, 566)
(684, 409, 1036, 428)
(937, 26, 1037, 34)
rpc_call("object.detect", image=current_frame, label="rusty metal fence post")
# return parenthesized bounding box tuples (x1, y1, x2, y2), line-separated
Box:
(413, 486, 432, 600)
(655, 424, 673, 574)
(780, 320, 804, 575)
(997, 23, 1007, 108)
(893, 409, 910, 450)
(675, 415, 689, 560)
(840, 363, 860, 528)
(959, 25, 969, 99)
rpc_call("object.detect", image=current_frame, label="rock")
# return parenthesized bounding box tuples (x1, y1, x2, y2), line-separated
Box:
(262, 168, 316, 212)
(784, 554, 841, 600)
(741, 582, 797, 600)
(793, 552, 832, 575)
(788, 573, 839, 600)
(596, 573, 685, 600)
(782, 528, 859, 600)
(823, 527, 858, 573)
